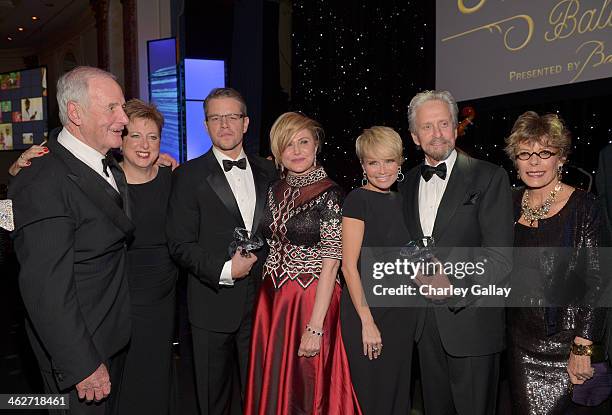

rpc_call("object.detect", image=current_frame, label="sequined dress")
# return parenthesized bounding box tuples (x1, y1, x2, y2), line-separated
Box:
(508, 189, 607, 414)
(244, 167, 362, 415)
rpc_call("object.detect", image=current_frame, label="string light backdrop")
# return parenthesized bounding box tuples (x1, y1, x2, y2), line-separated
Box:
(290, 0, 612, 191)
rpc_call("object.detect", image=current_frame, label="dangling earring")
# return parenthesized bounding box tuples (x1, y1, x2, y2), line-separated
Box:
(313, 158, 317, 168)
(361, 172, 368, 187)
(397, 167, 405, 182)
(557, 164, 563, 181)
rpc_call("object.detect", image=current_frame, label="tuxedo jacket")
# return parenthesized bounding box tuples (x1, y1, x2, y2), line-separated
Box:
(166, 149, 277, 332)
(9, 136, 134, 390)
(399, 152, 514, 356)
(596, 144, 612, 359)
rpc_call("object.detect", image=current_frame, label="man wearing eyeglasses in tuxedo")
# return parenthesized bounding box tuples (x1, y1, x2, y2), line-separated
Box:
(167, 87, 277, 415)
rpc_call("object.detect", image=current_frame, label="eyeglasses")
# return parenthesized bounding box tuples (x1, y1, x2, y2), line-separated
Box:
(515, 150, 557, 160)
(206, 113, 245, 124)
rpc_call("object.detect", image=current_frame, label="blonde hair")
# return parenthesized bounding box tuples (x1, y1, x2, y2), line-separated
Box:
(356, 126, 403, 164)
(269, 112, 323, 169)
(504, 111, 571, 162)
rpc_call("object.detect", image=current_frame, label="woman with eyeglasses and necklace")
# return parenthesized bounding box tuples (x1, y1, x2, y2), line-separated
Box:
(505, 111, 608, 414)
(244, 112, 361, 414)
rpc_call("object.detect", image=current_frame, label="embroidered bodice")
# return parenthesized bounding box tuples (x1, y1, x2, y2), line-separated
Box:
(262, 167, 343, 289)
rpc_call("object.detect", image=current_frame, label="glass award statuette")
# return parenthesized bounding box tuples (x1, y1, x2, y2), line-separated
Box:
(229, 227, 264, 257)
(400, 236, 435, 262)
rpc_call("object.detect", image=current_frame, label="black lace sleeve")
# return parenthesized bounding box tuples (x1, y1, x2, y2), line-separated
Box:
(319, 186, 344, 260)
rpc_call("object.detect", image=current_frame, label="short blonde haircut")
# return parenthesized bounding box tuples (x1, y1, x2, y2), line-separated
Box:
(356, 126, 404, 164)
(504, 111, 571, 162)
(269, 112, 323, 169)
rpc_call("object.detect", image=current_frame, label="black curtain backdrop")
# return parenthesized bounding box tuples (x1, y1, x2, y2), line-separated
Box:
(182, 0, 283, 156)
(290, 0, 612, 192)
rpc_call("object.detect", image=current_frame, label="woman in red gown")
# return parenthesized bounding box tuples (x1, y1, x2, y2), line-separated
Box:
(244, 112, 361, 414)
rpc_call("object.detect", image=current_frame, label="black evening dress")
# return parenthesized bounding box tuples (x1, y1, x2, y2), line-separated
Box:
(118, 167, 177, 414)
(340, 188, 417, 415)
(508, 189, 607, 415)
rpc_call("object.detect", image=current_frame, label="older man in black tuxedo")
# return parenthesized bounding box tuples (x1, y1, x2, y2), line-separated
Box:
(9, 66, 133, 414)
(399, 90, 513, 415)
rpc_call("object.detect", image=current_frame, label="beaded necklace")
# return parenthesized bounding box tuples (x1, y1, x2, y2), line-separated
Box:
(521, 181, 563, 226)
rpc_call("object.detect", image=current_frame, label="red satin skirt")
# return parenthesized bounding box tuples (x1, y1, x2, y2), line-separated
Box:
(244, 276, 362, 415)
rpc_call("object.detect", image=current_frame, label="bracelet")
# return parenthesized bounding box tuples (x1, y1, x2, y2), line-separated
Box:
(570, 342, 593, 356)
(305, 324, 324, 337)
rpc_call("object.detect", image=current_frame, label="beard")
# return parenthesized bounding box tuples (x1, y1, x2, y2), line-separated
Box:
(424, 137, 454, 162)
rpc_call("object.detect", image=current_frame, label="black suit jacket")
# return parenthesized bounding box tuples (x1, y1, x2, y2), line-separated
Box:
(596, 144, 612, 359)
(166, 149, 277, 332)
(399, 152, 513, 356)
(9, 135, 134, 390)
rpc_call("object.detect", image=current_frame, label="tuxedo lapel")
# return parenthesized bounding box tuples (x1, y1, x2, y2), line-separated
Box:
(49, 140, 135, 238)
(248, 156, 268, 235)
(402, 168, 425, 239)
(432, 153, 470, 242)
(202, 151, 246, 228)
(107, 155, 131, 219)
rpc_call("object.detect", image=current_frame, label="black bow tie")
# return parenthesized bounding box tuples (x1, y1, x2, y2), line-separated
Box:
(420, 162, 447, 182)
(222, 158, 247, 172)
(101, 153, 130, 217)
(102, 154, 118, 177)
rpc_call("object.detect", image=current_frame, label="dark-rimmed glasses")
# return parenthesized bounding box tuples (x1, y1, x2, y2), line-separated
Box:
(515, 150, 557, 161)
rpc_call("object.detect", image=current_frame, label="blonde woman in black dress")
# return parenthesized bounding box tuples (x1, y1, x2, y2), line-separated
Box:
(341, 126, 416, 414)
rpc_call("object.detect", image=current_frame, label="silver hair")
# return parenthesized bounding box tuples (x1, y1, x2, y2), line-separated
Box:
(56, 66, 117, 126)
(407, 90, 458, 134)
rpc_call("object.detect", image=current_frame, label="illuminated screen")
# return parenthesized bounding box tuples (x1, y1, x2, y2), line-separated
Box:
(184, 59, 226, 160)
(436, 1, 612, 101)
(0, 67, 48, 150)
(148, 38, 180, 161)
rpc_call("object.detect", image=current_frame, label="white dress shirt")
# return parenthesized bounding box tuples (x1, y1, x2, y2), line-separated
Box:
(212, 146, 257, 286)
(418, 149, 457, 237)
(57, 127, 119, 192)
